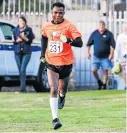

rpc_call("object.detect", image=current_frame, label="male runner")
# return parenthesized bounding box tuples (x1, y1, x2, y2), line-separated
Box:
(40, 2, 83, 130)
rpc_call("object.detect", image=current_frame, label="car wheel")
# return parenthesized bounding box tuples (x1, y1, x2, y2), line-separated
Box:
(0, 86, 2, 92)
(0, 77, 4, 92)
(33, 62, 50, 92)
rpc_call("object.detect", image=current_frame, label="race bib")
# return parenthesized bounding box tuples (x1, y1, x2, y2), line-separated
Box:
(48, 41, 63, 53)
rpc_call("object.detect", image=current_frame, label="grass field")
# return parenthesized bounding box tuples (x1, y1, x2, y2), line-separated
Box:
(0, 90, 126, 132)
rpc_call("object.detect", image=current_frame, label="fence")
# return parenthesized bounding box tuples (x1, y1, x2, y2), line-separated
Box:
(0, 0, 99, 16)
(0, 0, 127, 88)
(74, 11, 127, 88)
(109, 11, 127, 39)
(0, 0, 99, 40)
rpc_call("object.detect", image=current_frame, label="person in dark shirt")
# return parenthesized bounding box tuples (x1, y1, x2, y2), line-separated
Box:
(13, 16, 35, 92)
(87, 20, 115, 90)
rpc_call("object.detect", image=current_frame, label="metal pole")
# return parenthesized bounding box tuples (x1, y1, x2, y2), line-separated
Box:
(86, 0, 88, 10)
(39, 0, 41, 13)
(106, 0, 109, 28)
(80, 0, 82, 10)
(91, 0, 92, 10)
(24, 0, 26, 13)
(29, 0, 31, 13)
(18, 0, 21, 16)
(100, 0, 109, 28)
(126, 0, 127, 11)
(34, 0, 36, 13)
(112, 0, 115, 33)
(44, 0, 46, 15)
(3, 0, 6, 17)
(76, 0, 78, 10)
(13, 0, 15, 14)
(8, 0, 11, 19)
(49, 0, 51, 12)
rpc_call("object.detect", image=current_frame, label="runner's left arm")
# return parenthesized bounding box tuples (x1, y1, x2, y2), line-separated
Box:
(68, 24, 83, 48)
(60, 34, 83, 47)
(70, 37, 83, 47)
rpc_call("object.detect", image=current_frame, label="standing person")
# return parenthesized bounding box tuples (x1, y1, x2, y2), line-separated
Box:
(13, 16, 35, 92)
(40, 2, 83, 130)
(114, 23, 127, 87)
(87, 20, 115, 90)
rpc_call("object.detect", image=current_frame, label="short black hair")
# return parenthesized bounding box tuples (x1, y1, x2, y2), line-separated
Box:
(19, 16, 27, 24)
(51, 2, 65, 10)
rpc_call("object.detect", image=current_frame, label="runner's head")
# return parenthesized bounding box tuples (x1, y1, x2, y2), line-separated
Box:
(51, 2, 65, 24)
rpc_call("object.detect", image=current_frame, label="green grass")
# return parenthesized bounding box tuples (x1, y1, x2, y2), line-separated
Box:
(0, 90, 126, 132)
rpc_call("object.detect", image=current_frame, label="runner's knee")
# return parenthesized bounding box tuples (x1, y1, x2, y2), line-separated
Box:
(50, 85, 58, 95)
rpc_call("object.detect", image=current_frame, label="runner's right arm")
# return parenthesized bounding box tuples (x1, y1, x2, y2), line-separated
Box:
(41, 35, 48, 58)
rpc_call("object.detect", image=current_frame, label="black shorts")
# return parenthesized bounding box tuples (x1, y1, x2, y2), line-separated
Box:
(46, 63, 73, 79)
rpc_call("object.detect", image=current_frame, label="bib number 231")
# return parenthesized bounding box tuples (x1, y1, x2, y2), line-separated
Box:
(48, 41, 63, 53)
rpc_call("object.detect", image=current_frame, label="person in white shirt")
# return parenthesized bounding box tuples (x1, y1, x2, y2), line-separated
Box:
(114, 23, 127, 86)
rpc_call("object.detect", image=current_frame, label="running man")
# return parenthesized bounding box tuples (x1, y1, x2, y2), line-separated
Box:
(40, 2, 83, 130)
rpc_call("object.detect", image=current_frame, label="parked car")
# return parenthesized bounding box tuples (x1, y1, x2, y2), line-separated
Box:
(0, 19, 49, 92)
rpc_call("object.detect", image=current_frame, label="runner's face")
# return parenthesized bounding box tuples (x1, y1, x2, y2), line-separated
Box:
(52, 7, 65, 23)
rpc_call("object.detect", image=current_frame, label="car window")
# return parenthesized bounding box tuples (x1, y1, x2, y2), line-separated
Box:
(0, 23, 14, 40)
(0, 28, 4, 40)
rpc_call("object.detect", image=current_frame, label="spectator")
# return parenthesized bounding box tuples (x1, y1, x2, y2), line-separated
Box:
(13, 16, 35, 92)
(114, 22, 127, 87)
(87, 20, 115, 90)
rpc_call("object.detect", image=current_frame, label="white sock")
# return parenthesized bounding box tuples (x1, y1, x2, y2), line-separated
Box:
(50, 97, 58, 120)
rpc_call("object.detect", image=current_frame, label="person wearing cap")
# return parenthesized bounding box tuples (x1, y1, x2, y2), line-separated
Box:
(13, 16, 35, 92)
(114, 23, 127, 86)
(87, 20, 116, 90)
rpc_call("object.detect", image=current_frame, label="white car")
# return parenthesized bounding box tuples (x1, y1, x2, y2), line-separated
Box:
(0, 19, 49, 92)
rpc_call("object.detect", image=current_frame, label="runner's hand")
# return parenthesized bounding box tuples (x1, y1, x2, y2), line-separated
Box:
(40, 56, 46, 63)
(60, 33, 72, 43)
